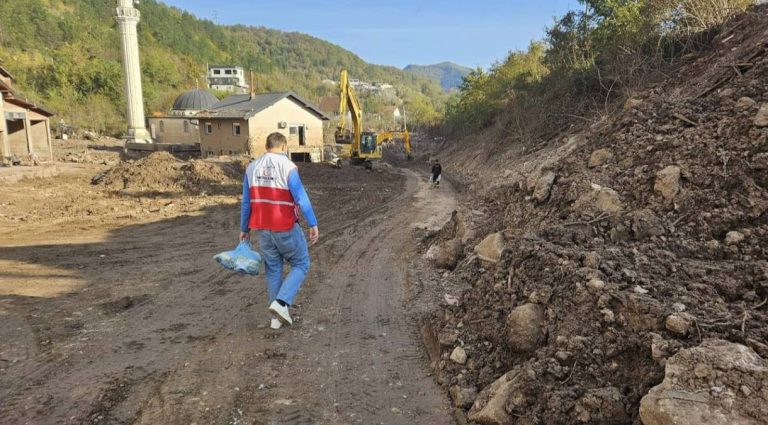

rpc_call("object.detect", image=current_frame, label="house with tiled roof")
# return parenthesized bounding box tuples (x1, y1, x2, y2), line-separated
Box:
(196, 91, 329, 161)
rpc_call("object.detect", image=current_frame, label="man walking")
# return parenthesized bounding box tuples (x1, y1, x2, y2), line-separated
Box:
(431, 159, 442, 187)
(240, 132, 319, 329)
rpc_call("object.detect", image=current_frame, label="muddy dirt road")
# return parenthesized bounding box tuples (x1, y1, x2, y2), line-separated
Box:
(0, 160, 456, 424)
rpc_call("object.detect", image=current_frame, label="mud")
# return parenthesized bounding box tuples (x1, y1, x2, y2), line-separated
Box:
(0, 152, 456, 424)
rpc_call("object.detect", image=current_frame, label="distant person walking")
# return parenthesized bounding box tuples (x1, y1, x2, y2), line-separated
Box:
(240, 132, 319, 329)
(431, 159, 442, 187)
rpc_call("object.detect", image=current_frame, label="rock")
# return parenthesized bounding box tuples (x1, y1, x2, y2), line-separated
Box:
(735, 97, 756, 111)
(427, 238, 463, 269)
(439, 330, 458, 347)
(587, 278, 606, 292)
(601, 308, 615, 323)
(475, 232, 504, 263)
(444, 294, 460, 306)
(640, 339, 768, 425)
(672, 303, 687, 312)
(629, 209, 665, 239)
(754, 104, 768, 127)
(450, 346, 467, 364)
(505, 303, 545, 353)
(724, 231, 745, 246)
(624, 98, 643, 110)
(554, 350, 572, 364)
(622, 293, 663, 332)
(574, 185, 623, 214)
(533, 171, 556, 202)
(449, 385, 478, 408)
(654, 166, 682, 201)
(573, 387, 626, 424)
(584, 251, 601, 269)
(469, 367, 531, 425)
(665, 313, 693, 336)
(588, 148, 613, 168)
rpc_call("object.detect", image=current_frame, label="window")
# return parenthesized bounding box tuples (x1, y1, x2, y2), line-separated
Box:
(205, 122, 212, 134)
(159, 120, 165, 133)
(213, 69, 221, 75)
(225, 69, 233, 75)
(183, 120, 189, 133)
(233, 123, 241, 136)
(289, 126, 298, 137)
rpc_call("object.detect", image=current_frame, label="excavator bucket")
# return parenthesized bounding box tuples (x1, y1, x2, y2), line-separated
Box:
(334, 129, 352, 144)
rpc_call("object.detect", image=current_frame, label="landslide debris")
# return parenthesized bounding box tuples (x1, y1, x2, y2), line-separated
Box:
(96, 151, 246, 195)
(426, 5, 768, 425)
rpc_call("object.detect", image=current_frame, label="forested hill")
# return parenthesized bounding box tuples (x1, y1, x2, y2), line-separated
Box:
(404, 62, 472, 90)
(0, 0, 445, 134)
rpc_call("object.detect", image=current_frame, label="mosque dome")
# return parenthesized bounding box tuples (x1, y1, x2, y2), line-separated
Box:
(172, 89, 218, 112)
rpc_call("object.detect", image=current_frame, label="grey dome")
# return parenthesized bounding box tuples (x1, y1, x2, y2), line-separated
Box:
(172, 89, 218, 111)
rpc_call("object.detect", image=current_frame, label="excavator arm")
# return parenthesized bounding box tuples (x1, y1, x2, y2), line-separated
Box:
(376, 130, 411, 159)
(335, 70, 365, 156)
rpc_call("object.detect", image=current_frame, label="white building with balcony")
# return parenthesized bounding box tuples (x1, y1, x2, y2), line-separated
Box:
(207, 65, 249, 94)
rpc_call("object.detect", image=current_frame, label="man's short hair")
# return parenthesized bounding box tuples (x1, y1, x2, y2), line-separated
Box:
(266, 132, 287, 149)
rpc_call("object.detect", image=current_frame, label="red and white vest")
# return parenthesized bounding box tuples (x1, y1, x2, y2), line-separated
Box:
(245, 153, 298, 232)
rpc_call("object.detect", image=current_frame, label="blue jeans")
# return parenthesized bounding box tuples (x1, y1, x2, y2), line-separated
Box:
(256, 223, 310, 306)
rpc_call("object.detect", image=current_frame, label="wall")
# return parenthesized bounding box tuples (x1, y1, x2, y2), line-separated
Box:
(0, 96, 8, 160)
(30, 120, 49, 155)
(247, 98, 325, 158)
(3, 103, 52, 158)
(148, 117, 200, 144)
(7, 120, 27, 156)
(199, 118, 250, 156)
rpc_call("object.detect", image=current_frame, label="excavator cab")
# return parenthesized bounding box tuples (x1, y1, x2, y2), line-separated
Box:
(360, 132, 378, 155)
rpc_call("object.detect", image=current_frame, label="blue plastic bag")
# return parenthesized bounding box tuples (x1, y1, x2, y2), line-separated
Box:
(214, 241, 263, 276)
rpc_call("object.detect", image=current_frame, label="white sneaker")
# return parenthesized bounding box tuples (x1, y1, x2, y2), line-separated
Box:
(270, 318, 282, 330)
(269, 301, 293, 325)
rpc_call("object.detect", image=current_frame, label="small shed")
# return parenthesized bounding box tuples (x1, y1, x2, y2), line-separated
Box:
(0, 65, 54, 163)
(196, 91, 329, 161)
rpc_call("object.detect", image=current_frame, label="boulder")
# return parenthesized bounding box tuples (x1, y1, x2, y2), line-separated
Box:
(469, 368, 531, 425)
(629, 209, 665, 239)
(589, 149, 613, 168)
(505, 303, 545, 353)
(724, 231, 745, 246)
(754, 104, 768, 127)
(735, 97, 756, 111)
(450, 346, 467, 364)
(450, 385, 478, 408)
(584, 251, 601, 269)
(639, 339, 768, 425)
(665, 313, 693, 336)
(475, 233, 504, 263)
(426, 238, 463, 269)
(622, 293, 663, 332)
(574, 184, 623, 214)
(624, 98, 643, 110)
(533, 171, 556, 202)
(654, 166, 682, 201)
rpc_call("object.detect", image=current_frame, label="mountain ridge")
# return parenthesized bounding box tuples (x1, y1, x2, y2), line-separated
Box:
(404, 62, 472, 90)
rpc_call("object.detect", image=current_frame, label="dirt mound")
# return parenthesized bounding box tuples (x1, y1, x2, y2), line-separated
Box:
(428, 5, 768, 424)
(97, 152, 245, 195)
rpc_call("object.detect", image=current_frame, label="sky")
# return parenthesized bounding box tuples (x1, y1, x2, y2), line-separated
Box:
(160, 0, 580, 69)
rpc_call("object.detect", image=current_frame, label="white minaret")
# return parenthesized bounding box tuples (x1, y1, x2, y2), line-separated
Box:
(114, 0, 151, 143)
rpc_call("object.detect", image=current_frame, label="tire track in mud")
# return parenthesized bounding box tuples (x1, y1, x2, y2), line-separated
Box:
(242, 170, 455, 425)
(0, 166, 455, 424)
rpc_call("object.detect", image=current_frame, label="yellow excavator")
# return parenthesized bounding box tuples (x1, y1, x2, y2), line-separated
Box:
(334, 70, 411, 168)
